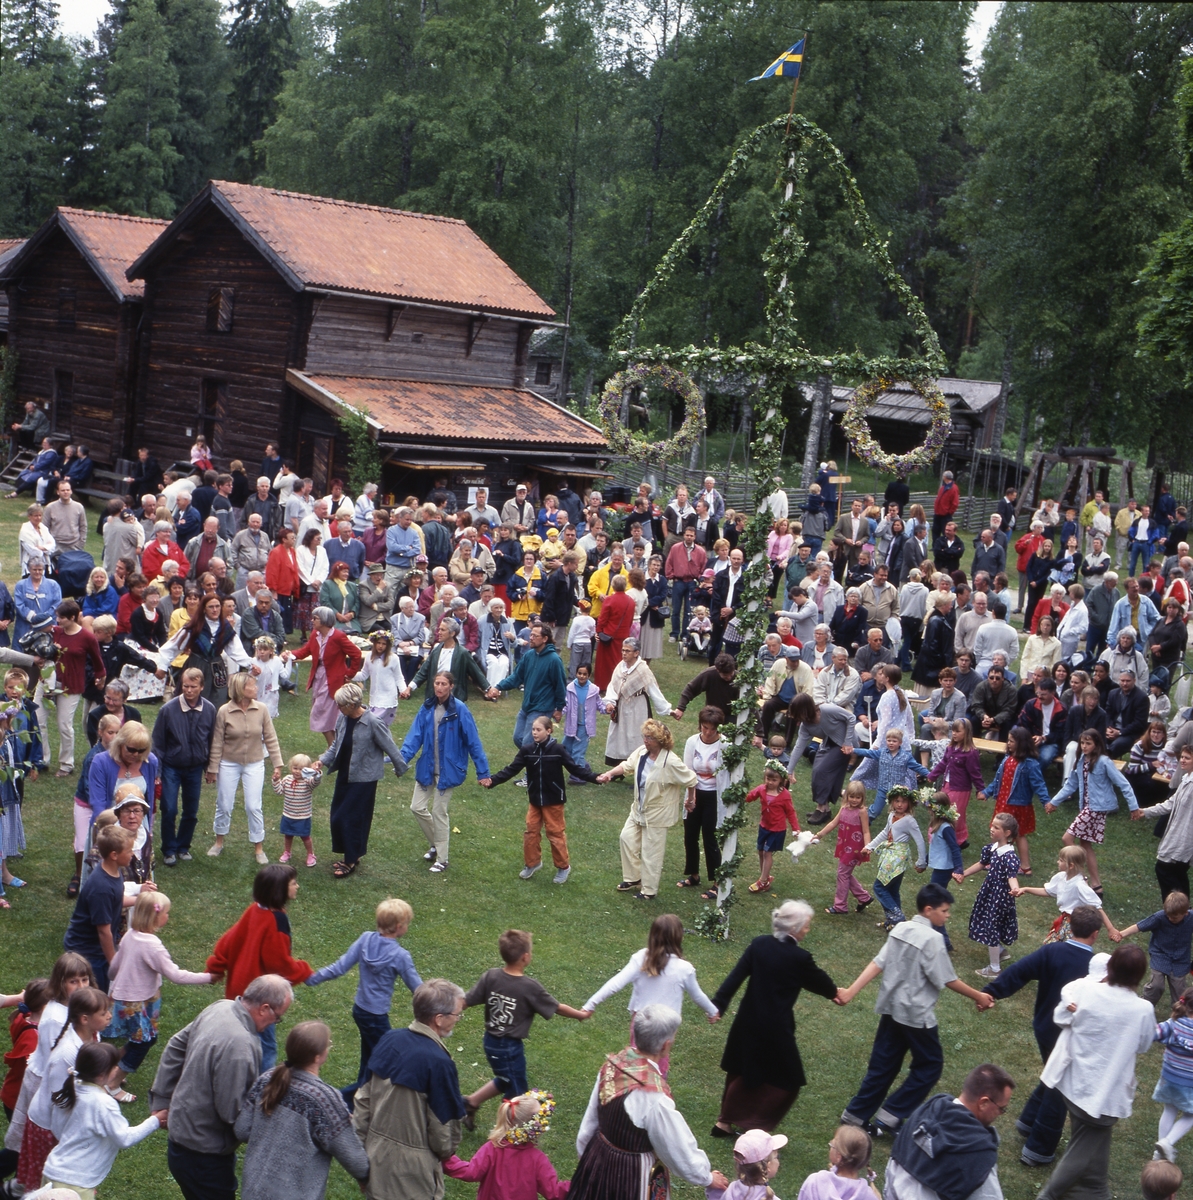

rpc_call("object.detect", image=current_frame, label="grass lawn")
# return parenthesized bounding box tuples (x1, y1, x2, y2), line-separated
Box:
(0, 498, 1175, 1200)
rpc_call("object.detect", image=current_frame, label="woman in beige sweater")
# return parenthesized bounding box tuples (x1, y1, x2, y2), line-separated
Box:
(206, 670, 284, 863)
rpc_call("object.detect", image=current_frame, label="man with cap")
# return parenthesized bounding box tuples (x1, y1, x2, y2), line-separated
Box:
(359, 563, 394, 634)
(501, 484, 536, 536)
(884, 1063, 1015, 1200)
(458, 565, 488, 607)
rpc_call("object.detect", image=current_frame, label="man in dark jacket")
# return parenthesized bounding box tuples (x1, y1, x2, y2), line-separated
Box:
(1015, 678, 1068, 769)
(151, 668, 217, 865)
(932, 522, 965, 574)
(980, 905, 1103, 1166)
(1106, 669, 1150, 756)
(885, 1063, 1014, 1200)
(539, 552, 584, 648)
(969, 666, 1018, 740)
(971, 529, 1006, 581)
(1085, 573, 1119, 661)
(709, 548, 746, 659)
(240, 589, 287, 653)
(240, 476, 281, 537)
(997, 486, 1018, 534)
(420, 509, 453, 573)
(883, 477, 910, 516)
(672, 654, 740, 721)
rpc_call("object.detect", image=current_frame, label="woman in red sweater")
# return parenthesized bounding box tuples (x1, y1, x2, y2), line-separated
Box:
(51, 599, 106, 777)
(206, 864, 311, 1069)
(265, 528, 301, 636)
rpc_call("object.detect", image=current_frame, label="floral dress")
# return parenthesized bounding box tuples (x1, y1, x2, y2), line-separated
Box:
(968, 842, 1020, 947)
(835, 805, 867, 865)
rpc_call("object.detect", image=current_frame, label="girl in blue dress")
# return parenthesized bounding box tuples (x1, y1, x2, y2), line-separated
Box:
(958, 811, 1021, 979)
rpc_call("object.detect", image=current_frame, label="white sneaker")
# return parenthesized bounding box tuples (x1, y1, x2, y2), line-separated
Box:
(553, 867, 571, 884)
(975, 966, 1001, 979)
(519, 864, 542, 880)
(423, 847, 437, 861)
(1156, 1139, 1178, 1163)
(429, 860, 448, 873)
(515, 778, 528, 788)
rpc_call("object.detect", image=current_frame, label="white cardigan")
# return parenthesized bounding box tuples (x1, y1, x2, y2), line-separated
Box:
(43, 1083, 160, 1187)
(355, 653, 405, 709)
(583, 949, 718, 1016)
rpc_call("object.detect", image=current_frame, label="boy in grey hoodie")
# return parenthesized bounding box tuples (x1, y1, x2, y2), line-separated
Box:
(306, 897, 423, 1108)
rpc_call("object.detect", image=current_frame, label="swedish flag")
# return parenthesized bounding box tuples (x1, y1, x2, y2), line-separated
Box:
(750, 38, 805, 81)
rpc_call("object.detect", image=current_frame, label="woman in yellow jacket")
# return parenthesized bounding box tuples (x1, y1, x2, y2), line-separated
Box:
(508, 549, 543, 628)
(596, 718, 697, 900)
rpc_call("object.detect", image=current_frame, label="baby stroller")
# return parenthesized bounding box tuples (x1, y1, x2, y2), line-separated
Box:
(679, 619, 712, 662)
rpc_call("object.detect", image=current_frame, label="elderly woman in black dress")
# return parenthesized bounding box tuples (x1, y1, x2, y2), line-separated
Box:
(314, 682, 407, 879)
(710, 899, 842, 1135)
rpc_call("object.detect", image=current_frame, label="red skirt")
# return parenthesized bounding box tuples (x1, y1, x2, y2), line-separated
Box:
(17, 1120, 56, 1190)
(995, 797, 1035, 836)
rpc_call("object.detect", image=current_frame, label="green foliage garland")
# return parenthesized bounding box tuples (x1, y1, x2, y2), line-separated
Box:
(607, 112, 945, 938)
(597, 363, 704, 465)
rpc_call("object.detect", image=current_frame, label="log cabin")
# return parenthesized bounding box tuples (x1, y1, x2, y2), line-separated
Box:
(126, 181, 608, 506)
(0, 240, 24, 348)
(0, 212, 167, 459)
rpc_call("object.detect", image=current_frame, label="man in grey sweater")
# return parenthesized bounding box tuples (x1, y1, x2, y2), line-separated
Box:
(150, 975, 293, 1200)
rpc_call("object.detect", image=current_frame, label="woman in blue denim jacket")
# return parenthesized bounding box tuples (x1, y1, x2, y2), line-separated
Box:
(1044, 728, 1134, 894)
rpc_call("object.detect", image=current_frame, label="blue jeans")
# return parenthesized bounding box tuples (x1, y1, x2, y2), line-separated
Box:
(868, 791, 889, 822)
(1038, 743, 1059, 769)
(845, 1014, 944, 1128)
(277, 594, 294, 635)
(513, 708, 550, 750)
(483, 1031, 528, 1099)
(342, 1003, 392, 1108)
(1019, 1079, 1070, 1163)
(259, 1023, 277, 1072)
(1086, 622, 1108, 661)
(872, 875, 904, 923)
(563, 730, 591, 773)
(670, 579, 696, 638)
(168, 1140, 237, 1200)
(160, 763, 204, 856)
(1129, 540, 1152, 576)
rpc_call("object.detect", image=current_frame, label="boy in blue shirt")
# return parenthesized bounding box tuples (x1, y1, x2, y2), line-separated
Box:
(63, 824, 134, 990)
(306, 897, 423, 1108)
(847, 728, 932, 820)
(1113, 890, 1193, 1007)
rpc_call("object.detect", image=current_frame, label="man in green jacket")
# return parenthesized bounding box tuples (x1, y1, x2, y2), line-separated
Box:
(489, 624, 568, 749)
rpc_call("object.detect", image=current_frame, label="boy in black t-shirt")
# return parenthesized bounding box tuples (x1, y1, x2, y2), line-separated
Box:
(461, 928, 588, 1126)
(63, 824, 134, 990)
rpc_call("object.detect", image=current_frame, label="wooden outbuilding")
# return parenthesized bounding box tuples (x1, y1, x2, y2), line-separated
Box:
(125, 181, 607, 501)
(0, 240, 24, 346)
(0, 211, 167, 460)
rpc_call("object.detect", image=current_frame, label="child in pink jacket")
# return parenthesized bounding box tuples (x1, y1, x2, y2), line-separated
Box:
(444, 1090, 569, 1199)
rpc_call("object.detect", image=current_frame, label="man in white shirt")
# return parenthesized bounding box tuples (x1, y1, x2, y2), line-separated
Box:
(285, 478, 314, 533)
(955, 591, 992, 657)
(973, 603, 1021, 676)
(661, 485, 695, 552)
(698, 476, 725, 522)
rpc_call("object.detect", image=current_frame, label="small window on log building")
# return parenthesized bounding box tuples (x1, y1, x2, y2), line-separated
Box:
(206, 287, 235, 333)
(200, 379, 226, 450)
(535, 361, 552, 385)
(53, 370, 73, 433)
(58, 289, 76, 329)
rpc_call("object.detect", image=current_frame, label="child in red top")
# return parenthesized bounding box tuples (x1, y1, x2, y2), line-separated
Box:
(0, 979, 49, 1180)
(444, 1090, 569, 1200)
(746, 765, 799, 895)
(206, 864, 312, 1070)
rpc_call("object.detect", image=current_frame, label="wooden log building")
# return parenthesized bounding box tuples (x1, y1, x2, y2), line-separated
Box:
(0, 211, 168, 460)
(122, 181, 608, 505)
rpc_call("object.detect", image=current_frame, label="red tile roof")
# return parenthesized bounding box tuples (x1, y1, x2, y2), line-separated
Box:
(191, 182, 555, 319)
(55, 210, 169, 300)
(289, 372, 607, 449)
(0, 239, 23, 258)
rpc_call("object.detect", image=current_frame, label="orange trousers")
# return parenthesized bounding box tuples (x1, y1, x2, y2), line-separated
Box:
(525, 803, 569, 868)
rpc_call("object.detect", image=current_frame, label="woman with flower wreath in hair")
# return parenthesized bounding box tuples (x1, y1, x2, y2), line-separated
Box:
(444, 1090, 571, 1200)
(235, 1020, 371, 1200)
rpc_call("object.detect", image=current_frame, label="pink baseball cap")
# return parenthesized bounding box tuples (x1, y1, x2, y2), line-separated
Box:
(734, 1129, 788, 1163)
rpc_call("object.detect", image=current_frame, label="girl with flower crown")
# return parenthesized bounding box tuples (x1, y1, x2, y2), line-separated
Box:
(444, 1089, 571, 1200)
(101, 889, 214, 1102)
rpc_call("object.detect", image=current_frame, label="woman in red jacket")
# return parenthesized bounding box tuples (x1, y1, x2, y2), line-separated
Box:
(292, 606, 364, 744)
(1015, 520, 1045, 615)
(265, 528, 301, 635)
(206, 863, 311, 1069)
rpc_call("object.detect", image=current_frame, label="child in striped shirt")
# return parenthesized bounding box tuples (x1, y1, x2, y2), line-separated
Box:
(274, 754, 320, 867)
(1152, 985, 1193, 1162)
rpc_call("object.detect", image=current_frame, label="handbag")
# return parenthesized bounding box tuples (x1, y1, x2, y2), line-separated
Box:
(657, 604, 671, 619)
(597, 631, 613, 644)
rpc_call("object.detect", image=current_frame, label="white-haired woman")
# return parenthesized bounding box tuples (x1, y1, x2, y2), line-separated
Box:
(601, 638, 671, 764)
(292, 605, 363, 744)
(390, 594, 428, 685)
(570, 1004, 729, 1199)
(710, 900, 842, 1135)
(314, 682, 406, 879)
(206, 670, 283, 863)
(477, 598, 515, 690)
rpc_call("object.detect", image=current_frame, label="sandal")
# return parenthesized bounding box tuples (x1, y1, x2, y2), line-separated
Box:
(825, 906, 848, 914)
(748, 880, 771, 893)
(1021, 868, 1033, 877)
(677, 876, 701, 888)
(105, 1084, 136, 1103)
(333, 861, 358, 879)
(700, 888, 718, 901)
(857, 897, 874, 911)
(66, 875, 80, 898)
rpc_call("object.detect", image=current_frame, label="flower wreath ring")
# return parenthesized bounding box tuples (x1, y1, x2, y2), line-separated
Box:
(842, 376, 952, 477)
(598, 362, 705, 466)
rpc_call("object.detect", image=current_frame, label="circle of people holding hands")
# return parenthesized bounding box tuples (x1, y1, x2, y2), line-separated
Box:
(4, 454, 1193, 1200)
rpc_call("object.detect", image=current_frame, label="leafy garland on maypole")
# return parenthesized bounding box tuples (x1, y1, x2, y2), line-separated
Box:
(601, 113, 947, 939)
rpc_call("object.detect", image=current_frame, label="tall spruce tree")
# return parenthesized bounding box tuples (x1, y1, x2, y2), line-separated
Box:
(227, 0, 296, 181)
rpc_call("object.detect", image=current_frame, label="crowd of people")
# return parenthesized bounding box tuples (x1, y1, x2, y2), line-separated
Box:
(3, 446, 1193, 1200)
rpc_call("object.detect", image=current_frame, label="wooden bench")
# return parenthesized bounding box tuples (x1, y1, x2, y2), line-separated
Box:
(972, 735, 1127, 771)
(74, 467, 127, 508)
